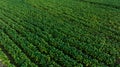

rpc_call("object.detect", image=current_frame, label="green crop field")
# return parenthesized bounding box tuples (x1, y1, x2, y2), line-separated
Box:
(0, 0, 120, 67)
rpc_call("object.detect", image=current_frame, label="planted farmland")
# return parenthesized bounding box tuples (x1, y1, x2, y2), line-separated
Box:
(0, 0, 120, 67)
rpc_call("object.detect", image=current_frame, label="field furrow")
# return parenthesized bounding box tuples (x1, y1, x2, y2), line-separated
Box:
(0, 0, 120, 67)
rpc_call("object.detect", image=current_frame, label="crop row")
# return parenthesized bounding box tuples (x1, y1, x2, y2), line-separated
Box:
(0, 48, 15, 67)
(24, 0, 120, 53)
(2, 5, 117, 66)
(3, 0, 120, 53)
(0, 0, 119, 66)
(1, 7, 110, 66)
(0, 17, 62, 67)
(0, 24, 37, 67)
(0, 9, 83, 67)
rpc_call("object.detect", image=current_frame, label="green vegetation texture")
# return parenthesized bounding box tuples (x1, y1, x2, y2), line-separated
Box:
(0, 0, 120, 67)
